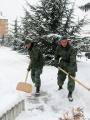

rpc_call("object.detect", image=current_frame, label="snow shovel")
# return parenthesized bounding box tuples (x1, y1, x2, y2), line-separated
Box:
(58, 67, 90, 91)
(16, 71, 32, 93)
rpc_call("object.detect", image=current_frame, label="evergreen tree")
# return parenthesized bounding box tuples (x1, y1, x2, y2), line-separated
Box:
(13, 19, 18, 38)
(11, 19, 24, 51)
(79, 3, 90, 12)
(22, 0, 87, 64)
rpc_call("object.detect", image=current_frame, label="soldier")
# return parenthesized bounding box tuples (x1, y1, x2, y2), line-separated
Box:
(54, 36, 77, 101)
(24, 39, 44, 95)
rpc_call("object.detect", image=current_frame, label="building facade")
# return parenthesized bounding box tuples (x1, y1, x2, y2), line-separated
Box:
(0, 16, 8, 39)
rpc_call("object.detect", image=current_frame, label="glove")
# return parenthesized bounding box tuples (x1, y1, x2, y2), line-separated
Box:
(27, 62, 31, 71)
(59, 61, 67, 68)
(27, 67, 30, 72)
(53, 60, 59, 68)
(55, 63, 59, 68)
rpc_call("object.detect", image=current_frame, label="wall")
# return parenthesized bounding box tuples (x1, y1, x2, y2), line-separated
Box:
(0, 19, 8, 39)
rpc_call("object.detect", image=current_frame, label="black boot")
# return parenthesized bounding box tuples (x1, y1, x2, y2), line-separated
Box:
(35, 87, 40, 95)
(58, 86, 62, 90)
(68, 91, 73, 102)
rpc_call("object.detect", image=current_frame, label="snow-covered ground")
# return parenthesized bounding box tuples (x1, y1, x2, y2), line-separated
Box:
(0, 47, 28, 116)
(0, 47, 90, 120)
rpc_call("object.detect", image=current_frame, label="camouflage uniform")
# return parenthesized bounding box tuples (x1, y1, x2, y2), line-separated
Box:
(55, 44, 77, 93)
(27, 43, 44, 92)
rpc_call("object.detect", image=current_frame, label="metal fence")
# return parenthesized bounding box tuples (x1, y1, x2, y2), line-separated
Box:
(0, 100, 25, 120)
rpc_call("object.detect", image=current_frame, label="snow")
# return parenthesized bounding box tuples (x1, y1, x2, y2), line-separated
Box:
(0, 47, 28, 117)
(46, 34, 61, 38)
(0, 93, 22, 117)
(0, 47, 90, 120)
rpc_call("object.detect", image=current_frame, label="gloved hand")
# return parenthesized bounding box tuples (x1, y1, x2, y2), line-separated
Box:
(27, 63, 31, 72)
(59, 61, 67, 68)
(27, 67, 30, 72)
(53, 60, 59, 68)
(55, 63, 59, 68)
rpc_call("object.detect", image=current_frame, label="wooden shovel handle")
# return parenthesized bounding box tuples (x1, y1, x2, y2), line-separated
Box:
(58, 67, 90, 91)
(25, 71, 29, 82)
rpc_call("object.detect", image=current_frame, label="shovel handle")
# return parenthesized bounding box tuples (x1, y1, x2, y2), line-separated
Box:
(25, 71, 29, 82)
(58, 67, 90, 91)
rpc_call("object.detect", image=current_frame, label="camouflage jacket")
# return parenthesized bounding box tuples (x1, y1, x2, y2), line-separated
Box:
(28, 46, 44, 70)
(55, 44, 77, 72)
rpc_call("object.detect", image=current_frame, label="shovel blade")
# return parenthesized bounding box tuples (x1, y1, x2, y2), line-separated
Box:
(16, 82, 32, 93)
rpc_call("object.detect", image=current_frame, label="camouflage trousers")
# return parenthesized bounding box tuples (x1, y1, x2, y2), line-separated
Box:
(57, 69, 75, 92)
(31, 68, 42, 88)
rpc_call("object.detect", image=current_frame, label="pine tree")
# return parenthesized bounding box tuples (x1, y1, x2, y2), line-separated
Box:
(13, 19, 20, 38)
(79, 3, 90, 12)
(11, 19, 24, 51)
(22, 0, 87, 64)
